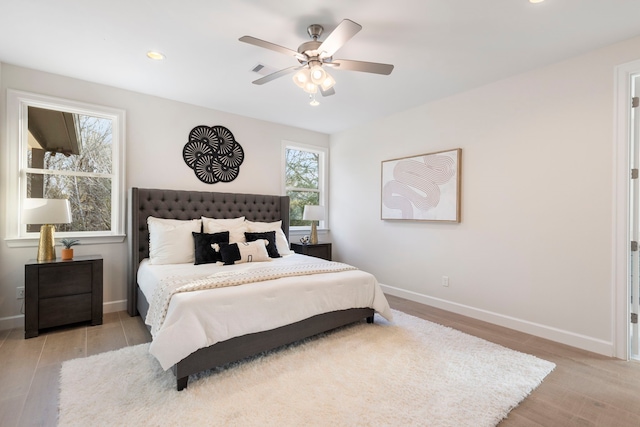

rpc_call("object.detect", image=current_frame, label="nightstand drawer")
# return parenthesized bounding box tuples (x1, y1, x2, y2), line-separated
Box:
(38, 264, 92, 298)
(38, 293, 92, 329)
(290, 243, 332, 261)
(304, 245, 330, 259)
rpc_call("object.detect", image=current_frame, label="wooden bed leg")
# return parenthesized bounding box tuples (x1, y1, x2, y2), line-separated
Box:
(366, 315, 374, 324)
(177, 376, 188, 391)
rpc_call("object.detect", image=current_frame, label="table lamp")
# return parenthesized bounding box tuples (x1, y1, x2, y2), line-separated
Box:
(302, 205, 325, 245)
(23, 198, 72, 261)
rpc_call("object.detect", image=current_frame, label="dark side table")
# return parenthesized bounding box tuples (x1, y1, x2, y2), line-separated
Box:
(290, 242, 332, 261)
(25, 255, 103, 338)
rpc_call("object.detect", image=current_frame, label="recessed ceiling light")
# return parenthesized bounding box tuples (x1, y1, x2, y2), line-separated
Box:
(529, 0, 544, 3)
(146, 51, 165, 60)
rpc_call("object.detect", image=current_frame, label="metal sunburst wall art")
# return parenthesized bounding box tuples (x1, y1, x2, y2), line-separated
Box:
(183, 125, 245, 184)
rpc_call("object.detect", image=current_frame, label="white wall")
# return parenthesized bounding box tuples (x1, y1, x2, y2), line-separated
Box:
(4, 34, 640, 356)
(330, 35, 640, 356)
(0, 64, 329, 328)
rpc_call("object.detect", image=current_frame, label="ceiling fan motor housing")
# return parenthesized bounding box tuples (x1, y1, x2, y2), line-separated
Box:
(297, 41, 322, 61)
(307, 24, 324, 40)
(298, 24, 331, 64)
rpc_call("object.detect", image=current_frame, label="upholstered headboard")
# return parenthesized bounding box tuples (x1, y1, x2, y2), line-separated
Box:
(127, 187, 290, 316)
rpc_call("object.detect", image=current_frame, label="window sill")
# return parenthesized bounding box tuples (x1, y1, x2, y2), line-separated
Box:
(5, 234, 126, 248)
(289, 228, 328, 235)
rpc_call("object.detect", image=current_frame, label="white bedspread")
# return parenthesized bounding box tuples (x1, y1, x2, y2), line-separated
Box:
(138, 254, 392, 370)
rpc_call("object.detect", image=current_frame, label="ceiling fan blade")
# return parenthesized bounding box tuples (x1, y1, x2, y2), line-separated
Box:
(318, 19, 362, 58)
(320, 87, 335, 97)
(331, 59, 394, 75)
(239, 36, 306, 61)
(251, 66, 302, 85)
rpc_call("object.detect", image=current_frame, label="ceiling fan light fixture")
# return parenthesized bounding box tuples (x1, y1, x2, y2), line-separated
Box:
(320, 73, 335, 91)
(293, 68, 310, 89)
(303, 81, 318, 94)
(310, 65, 327, 84)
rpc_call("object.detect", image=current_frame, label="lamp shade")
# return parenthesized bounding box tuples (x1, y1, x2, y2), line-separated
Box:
(23, 198, 72, 224)
(303, 205, 325, 221)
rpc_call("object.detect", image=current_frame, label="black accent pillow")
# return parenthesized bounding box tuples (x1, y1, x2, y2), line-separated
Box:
(217, 242, 241, 265)
(192, 231, 229, 265)
(245, 231, 280, 258)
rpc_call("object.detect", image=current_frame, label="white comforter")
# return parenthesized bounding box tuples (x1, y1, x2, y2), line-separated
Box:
(138, 254, 392, 370)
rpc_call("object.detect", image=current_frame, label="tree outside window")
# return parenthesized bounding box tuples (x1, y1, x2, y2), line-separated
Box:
(26, 109, 114, 233)
(285, 144, 326, 227)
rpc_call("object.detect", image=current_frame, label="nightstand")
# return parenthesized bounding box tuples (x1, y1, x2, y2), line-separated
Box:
(25, 255, 103, 338)
(290, 242, 332, 261)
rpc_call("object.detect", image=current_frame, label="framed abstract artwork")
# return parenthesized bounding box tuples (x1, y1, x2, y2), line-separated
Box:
(381, 148, 461, 222)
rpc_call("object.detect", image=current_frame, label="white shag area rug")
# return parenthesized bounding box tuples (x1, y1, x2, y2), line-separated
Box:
(59, 310, 554, 427)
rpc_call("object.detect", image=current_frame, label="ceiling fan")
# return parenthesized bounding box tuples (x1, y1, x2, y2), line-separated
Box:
(239, 19, 394, 100)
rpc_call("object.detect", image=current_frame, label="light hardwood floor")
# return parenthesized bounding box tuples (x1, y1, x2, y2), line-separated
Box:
(1, 295, 640, 426)
(0, 311, 151, 427)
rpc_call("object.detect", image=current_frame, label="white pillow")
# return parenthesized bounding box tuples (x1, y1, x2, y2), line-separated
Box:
(147, 217, 202, 265)
(213, 240, 271, 265)
(202, 216, 247, 243)
(245, 220, 293, 255)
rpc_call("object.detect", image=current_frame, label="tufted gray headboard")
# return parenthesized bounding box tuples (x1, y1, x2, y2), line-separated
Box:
(127, 187, 290, 316)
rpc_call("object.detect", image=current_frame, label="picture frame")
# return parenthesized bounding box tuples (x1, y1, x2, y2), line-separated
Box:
(381, 148, 461, 222)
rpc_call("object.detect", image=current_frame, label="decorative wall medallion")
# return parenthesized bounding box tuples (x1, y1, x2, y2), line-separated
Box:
(183, 126, 244, 183)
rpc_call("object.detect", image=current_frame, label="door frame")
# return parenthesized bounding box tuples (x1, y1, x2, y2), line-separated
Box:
(613, 59, 640, 359)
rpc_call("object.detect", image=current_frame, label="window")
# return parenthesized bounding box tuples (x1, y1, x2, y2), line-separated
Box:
(5, 90, 126, 244)
(283, 141, 328, 229)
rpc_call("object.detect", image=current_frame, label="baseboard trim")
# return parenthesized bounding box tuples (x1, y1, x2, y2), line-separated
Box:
(104, 299, 127, 313)
(0, 299, 128, 331)
(380, 284, 615, 358)
(0, 314, 24, 332)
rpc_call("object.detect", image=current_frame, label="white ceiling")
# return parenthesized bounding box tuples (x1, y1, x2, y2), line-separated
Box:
(2, 0, 640, 134)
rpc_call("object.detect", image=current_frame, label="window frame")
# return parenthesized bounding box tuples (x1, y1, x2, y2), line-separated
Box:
(5, 90, 126, 246)
(282, 140, 329, 232)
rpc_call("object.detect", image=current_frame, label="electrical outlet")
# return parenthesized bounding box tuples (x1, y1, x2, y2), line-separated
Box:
(442, 276, 449, 287)
(16, 287, 25, 299)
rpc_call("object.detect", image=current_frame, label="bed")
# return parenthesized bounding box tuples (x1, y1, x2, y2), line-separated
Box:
(127, 187, 391, 390)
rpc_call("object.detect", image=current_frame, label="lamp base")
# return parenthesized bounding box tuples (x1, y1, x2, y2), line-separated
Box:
(310, 222, 318, 245)
(37, 224, 57, 261)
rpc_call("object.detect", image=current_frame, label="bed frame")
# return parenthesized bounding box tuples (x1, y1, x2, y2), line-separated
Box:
(127, 187, 374, 390)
